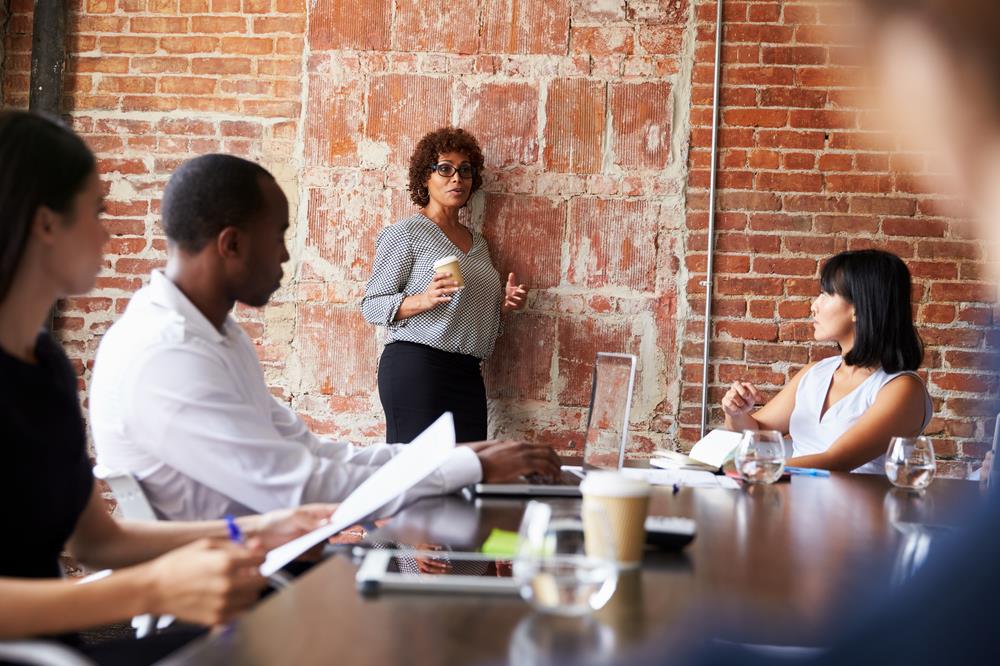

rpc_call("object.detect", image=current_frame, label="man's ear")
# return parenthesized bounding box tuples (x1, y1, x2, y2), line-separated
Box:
(217, 226, 242, 259)
(31, 205, 60, 246)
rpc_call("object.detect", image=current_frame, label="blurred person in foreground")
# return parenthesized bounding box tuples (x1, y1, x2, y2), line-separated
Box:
(623, 0, 1000, 663)
(0, 111, 335, 665)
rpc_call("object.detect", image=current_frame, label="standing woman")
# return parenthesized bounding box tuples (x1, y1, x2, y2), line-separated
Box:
(722, 249, 933, 473)
(0, 112, 332, 663)
(362, 127, 527, 443)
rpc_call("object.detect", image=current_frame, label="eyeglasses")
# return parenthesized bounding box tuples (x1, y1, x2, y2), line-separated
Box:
(429, 163, 475, 179)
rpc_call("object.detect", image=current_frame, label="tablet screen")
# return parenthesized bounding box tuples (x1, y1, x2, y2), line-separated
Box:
(387, 552, 514, 578)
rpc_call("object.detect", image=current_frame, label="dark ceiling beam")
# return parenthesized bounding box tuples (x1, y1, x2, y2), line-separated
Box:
(28, 0, 66, 114)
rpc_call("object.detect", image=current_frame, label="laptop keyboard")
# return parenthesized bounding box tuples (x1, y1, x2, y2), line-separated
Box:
(525, 470, 583, 486)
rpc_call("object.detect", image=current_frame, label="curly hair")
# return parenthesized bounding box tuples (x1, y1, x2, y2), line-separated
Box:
(407, 127, 485, 207)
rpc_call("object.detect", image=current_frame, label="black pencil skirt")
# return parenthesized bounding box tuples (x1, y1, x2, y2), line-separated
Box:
(377, 341, 487, 444)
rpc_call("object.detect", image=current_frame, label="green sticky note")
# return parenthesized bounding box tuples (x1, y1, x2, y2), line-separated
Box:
(481, 528, 519, 557)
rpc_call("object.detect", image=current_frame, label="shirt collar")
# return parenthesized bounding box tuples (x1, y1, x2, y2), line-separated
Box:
(147, 270, 235, 345)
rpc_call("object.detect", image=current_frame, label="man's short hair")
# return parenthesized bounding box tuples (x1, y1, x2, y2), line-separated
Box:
(161, 154, 274, 252)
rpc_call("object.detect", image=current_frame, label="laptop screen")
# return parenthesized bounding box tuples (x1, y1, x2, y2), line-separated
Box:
(582, 353, 637, 471)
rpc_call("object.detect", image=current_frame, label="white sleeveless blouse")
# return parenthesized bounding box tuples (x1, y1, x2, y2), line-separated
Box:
(788, 355, 933, 474)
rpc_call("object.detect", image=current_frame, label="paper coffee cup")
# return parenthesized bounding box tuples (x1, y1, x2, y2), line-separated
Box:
(432, 255, 464, 287)
(581, 472, 651, 568)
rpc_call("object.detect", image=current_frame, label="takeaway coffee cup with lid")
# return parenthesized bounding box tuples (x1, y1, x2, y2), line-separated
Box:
(580, 472, 651, 568)
(432, 255, 464, 288)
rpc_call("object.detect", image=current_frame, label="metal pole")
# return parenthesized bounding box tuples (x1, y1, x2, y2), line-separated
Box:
(29, 0, 66, 114)
(699, 0, 724, 438)
(28, 0, 67, 332)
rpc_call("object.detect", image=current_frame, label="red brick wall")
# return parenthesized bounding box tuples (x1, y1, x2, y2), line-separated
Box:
(3, 0, 997, 475)
(682, 0, 999, 476)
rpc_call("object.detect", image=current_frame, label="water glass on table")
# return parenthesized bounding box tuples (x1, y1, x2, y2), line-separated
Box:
(735, 430, 786, 484)
(513, 502, 618, 617)
(885, 436, 936, 490)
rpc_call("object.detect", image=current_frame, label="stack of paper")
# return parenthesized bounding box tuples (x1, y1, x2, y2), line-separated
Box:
(620, 467, 740, 490)
(261, 412, 457, 576)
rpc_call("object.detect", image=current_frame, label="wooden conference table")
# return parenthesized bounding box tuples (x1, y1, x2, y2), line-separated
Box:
(166, 473, 982, 665)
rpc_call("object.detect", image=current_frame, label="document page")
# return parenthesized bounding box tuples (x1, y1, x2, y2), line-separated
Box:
(261, 412, 457, 576)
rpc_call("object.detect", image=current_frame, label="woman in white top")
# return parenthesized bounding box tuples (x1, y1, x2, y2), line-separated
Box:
(722, 249, 932, 472)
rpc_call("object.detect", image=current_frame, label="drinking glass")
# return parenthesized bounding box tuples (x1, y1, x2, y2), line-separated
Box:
(885, 436, 936, 490)
(735, 430, 786, 484)
(513, 502, 618, 617)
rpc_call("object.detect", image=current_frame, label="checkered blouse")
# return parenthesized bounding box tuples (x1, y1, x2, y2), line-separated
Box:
(361, 213, 504, 359)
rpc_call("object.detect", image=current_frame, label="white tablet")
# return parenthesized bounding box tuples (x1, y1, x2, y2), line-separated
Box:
(355, 549, 519, 596)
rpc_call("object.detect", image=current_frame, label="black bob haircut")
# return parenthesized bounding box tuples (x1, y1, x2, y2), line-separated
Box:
(820, 249, 924, 373)
(161, 154, 274, 252)
(0, 111, 96, 305)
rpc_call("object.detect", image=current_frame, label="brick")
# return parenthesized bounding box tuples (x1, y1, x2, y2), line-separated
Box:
(99, 36, 157, 54)
(746, 342, 810, 364)
(628, 0, 688, 24)
(130, 16, 187, 32)
(571, 26, 634, 56)
(304, 186, 386, 281)
(191, 16, 246, 33)
(557, 318, 640, 406)
(191, 57, 252, 75)
(365, 74, 451, 167)
(544, 78, 605, 174)
(947, 398, 1000, 418)
(482, 194, 564, 290)
(221, 37, 273, 55)
(159, 76, 216, 95)
(253, 16, 305, 33)
(131, 56, 189, 73)
(723, 108, 788, 128)
(160, 36, 219, 53)
(753, 258, 817, 276)
(929, 282, 996, 304)
(566, 198, 657, 291)
(305, 74, 362, 167)
(391, 1, 477, 53)
(97, 77, 155, 93)
(611, 81, 671, 169)
(756, 172, 823, 192)
(637, 25, 684, 55)
(716, 320, 779, 342)
(483, 0, 570, 55)
(456, 81, 538, 168)
(931, 372, 997, 394)
(484, 313, 556, 401)
(297, 305, 377, 397)
(310, 0, 391, 50)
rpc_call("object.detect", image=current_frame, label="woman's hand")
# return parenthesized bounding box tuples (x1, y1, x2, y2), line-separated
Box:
(501, 272, 527, 313)
(240, 504, 337, 550)
(144, 538, 268, 626)
(722, 381, 762, 417)
(420, 271, 461, 312)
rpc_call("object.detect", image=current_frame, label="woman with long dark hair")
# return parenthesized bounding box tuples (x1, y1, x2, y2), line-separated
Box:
(722, 249, 932, 472)
(0, 111, 332, 663)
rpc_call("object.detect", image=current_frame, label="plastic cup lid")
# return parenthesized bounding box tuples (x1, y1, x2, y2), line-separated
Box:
(433, 255, 460, 269)
(580, 471, 651, 498)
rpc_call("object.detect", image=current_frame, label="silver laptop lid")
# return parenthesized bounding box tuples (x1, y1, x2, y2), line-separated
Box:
(582, 352, 637, 471)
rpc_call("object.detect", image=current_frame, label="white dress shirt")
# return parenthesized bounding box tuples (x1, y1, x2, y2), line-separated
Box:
(89, 271, 483, 521)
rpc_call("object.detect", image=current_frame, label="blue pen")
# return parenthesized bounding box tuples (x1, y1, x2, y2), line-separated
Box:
(224, 514, 244, 544)
(785, 466, 831, 478)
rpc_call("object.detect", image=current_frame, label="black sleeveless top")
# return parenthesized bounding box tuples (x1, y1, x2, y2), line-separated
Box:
(0, 331, 93, 579)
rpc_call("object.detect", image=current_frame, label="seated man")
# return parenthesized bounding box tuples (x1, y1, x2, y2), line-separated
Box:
(89, 154, 560, 521)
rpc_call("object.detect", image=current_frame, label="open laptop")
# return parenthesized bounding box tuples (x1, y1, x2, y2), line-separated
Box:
(473, 352, 637, 497)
